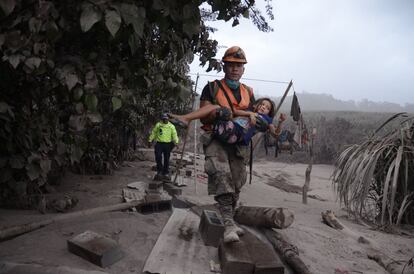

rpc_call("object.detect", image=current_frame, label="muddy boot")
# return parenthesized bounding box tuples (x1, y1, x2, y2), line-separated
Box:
(223, 224, 240, 243)
(219, 204, 240, 243)
(231, 194, 244, 236)
(233, 223, 245, 236)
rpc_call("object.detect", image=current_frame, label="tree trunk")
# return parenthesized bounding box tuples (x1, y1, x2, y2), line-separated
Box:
(263, 228, 313, 274)
(234, 206, 294, 229)
(0, 200, 141, 242)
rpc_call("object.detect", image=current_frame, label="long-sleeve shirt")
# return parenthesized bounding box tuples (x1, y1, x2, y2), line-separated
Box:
(148, 121, 179, 144)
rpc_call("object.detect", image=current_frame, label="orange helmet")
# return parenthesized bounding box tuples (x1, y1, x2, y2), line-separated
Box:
(222, 46, 247, 64)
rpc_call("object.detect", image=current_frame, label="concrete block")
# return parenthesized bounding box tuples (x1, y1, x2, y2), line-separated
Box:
(254, 262, 284, 274)
(243, 230, 284, 274)
(67, 230, 123, 267)
(148, 181, 163, 190)
(136, 196, 172, 214)
(163, 183, 182, 196)
(219, 240, 255, 274)
(198, 210, 224, 247)
(145, 188, 161, 195)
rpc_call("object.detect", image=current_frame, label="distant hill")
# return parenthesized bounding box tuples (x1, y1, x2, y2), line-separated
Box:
(267, 92, 414, 113)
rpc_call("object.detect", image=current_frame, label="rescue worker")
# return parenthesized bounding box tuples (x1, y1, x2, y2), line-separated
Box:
(199, 46, 256, 243)
(148, 113, 179, 181)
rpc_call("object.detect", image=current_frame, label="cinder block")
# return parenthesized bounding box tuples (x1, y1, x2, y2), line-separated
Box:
(67, 230, 123, 267)
(136, 197, 172, 214)
(255, 262, 284, 274)
(243, 231, 284, 274)
(163, 183, 182, 196)
(148, 181, 163, 190)
(145, 188, 161, 195)
(219, 240, 255, 274)
(198, 210, 225, 247)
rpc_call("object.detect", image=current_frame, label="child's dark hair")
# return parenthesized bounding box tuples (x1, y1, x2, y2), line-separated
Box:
(254, 97, 276, 118)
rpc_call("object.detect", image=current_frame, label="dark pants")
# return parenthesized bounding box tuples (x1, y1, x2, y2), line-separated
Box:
(154, 142, 173, 175)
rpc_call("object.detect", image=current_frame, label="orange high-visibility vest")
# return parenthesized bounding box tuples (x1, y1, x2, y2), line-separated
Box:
(214, 79, 252, 111)
(201, 79, 253, 130)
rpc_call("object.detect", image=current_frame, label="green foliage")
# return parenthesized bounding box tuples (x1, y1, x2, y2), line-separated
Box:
(0, 0, 274, 207)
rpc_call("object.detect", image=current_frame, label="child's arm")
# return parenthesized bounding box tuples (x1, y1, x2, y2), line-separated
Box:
(269, 113, 286, 138)
(233, 109, 257, 125)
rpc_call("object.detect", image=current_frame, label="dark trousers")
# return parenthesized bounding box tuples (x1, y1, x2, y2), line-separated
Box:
(154, 142, 173, 175)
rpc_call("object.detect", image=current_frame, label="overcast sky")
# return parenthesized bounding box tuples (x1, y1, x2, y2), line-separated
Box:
(190, 0, 414, 106)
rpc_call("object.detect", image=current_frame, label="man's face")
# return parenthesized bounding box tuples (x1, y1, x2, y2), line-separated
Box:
(223, 62, 245, 81)
(162, 119, 168, 124)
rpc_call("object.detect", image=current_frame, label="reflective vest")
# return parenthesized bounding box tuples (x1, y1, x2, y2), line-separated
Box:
(202, 79, 253, 130)
(212, 79, 253, 111)
(148, 121, 179, 144)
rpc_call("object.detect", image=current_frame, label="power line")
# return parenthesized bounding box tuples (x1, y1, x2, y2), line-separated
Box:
(189, 73, 290, 84)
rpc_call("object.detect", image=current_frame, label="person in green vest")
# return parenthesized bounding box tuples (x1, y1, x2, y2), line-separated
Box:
(148, 113, 179, 181)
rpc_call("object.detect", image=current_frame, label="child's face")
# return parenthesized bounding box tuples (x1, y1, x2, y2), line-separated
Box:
(257, 100, 272, 115)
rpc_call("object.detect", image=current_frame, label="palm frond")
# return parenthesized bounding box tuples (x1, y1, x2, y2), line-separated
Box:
(333, 114, 414, 227)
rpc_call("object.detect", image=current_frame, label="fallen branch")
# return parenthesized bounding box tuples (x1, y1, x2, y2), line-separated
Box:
(0, 200, 142, 242)
(262, 228, 313, 274)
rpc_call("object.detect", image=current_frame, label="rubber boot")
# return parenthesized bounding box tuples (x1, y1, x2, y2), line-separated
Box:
(219, 204, 240, 243)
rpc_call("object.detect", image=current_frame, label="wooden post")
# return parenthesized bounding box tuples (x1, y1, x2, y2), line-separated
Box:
(193, 74, 199, 194)
(302, 128, 316, 204)
(173, 74, 199, 186)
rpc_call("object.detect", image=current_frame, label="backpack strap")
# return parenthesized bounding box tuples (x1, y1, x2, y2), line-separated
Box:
(214, 80, 235, 112)
(208, 81, 219, 105)
(242, 83, 253, 98)
(249, 140, 253, 184)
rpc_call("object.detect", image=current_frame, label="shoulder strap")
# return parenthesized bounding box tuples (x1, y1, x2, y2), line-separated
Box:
(215, 80, 235, 112)
(242, 84, 253, 97)
(249, 141, 253, 184)
(208, 81, 219, 104)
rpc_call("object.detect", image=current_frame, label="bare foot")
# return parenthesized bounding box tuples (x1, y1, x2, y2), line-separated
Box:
(168, 114, 190, 128)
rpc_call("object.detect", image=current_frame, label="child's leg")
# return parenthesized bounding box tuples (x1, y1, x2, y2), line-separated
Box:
(169, 104, 220, 127)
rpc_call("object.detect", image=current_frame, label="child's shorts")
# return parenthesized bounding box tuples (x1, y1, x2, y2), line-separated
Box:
(213, 120, 243, 144)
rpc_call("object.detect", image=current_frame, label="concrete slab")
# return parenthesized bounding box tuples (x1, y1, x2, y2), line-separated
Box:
(218, 240, 255, 274)
(0, 262, 109, 274)
(67, 231, 123, 268)
(143, 208, 217, 274)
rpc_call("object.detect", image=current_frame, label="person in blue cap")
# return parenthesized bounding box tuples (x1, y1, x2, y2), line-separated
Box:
(148, 113, 179, 180)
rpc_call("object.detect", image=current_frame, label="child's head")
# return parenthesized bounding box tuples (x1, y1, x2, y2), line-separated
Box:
(254, 98, 275, 118)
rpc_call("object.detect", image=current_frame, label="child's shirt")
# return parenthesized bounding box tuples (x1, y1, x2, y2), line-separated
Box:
(234, 113, 273, 145)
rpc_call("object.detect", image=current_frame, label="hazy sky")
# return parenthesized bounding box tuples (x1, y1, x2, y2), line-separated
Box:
(190, 0, 414, 106)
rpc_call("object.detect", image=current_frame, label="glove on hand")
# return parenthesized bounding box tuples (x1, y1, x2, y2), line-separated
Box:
(215, 107, 232, 121)
(255, 115, 269, 132)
